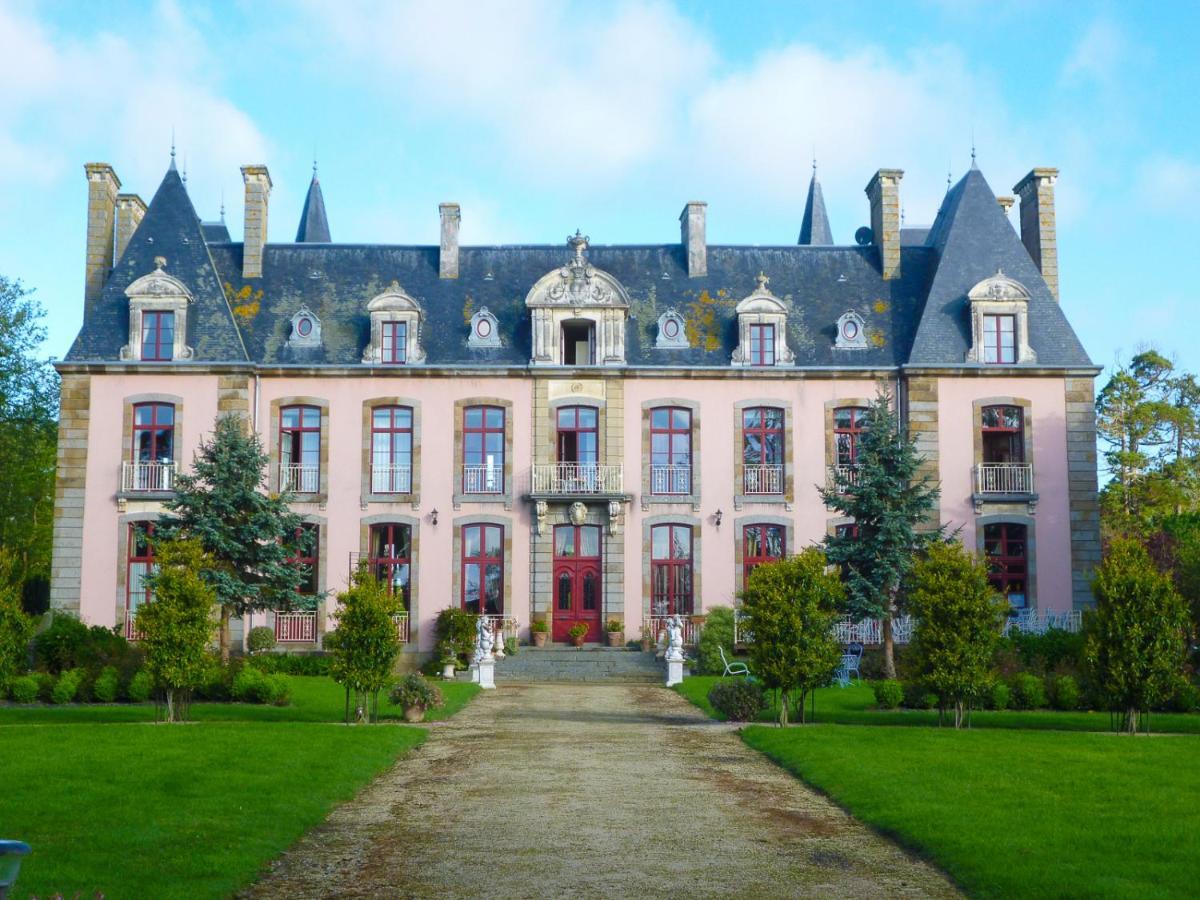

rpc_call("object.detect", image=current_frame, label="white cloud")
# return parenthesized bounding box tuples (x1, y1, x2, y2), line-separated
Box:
(1134, 154, 1200, 218)
(1061, 18, 1126, 86)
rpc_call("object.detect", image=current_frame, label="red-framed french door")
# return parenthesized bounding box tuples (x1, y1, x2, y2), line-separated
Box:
(552, 524, 602, 643)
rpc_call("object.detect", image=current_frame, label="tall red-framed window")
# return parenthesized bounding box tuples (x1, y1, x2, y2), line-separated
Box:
(981, 405, 1025, 463)
(743, 524, 785, 583)
(371, 406, 413, 494)
(556, 406, 598, 464)
(368, 523, 411, 610)
(983, 523, 1027, 609)
(742, 406, 784, 493)
(126, 522, 156, 614)
(982, 314, 1016, 364)
(132, 402, 175, 464)
(749, 323, 775, 367)
(289, 523, 319, 595)
(650, 407, 692, 494)
(651, 524, 693, 616)
(280, 405, 320, 492)
(462, 524, 503, 615)
(833, 406, 867, 466)
(381, 321, 407, 364)
(463, 406, 505, 493)
(141, 311, 175, 361)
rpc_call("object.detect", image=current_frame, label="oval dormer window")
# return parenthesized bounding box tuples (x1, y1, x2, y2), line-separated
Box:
(297, 317, 313, 338)
(476, 317, 492, 339)
(841, 319, 859, 341)
(662, 318, 679, 339)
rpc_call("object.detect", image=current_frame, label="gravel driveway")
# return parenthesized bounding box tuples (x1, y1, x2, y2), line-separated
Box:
(245, 683, 958, 899)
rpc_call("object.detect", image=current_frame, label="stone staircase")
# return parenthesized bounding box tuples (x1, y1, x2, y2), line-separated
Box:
(492, 646, 665, 683)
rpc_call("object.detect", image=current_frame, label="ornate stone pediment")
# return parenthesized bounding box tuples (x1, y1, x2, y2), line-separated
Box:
(731, 273, 794, 367)
(965, 269, 1036, 364)
(467, 306, 502, 348)
(124, 257, 193, 303)
(968, 270, 1031, 304)
(363, 279, 425, 364)
(835, 309, 867, 350)
(733, 274, 787, 317)
(367, 281, 423, 315)
(655, 308, 689, 349)
(120, 257, 194, 361)
(288, 308, 322, 348)
(525, 232, 630, 310)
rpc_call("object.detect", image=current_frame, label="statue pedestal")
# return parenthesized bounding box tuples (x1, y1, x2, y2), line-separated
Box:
(469, 663, 479, 683)
(478, 657, 496, 690)
(665, 658, 684, 687)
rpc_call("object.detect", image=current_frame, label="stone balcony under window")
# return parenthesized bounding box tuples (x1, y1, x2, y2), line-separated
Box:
(530, 463, 624, 498)
(743, 464, 783, 495)
(370, 464, 413, 495)
(829, 464, 860, 492)
(462, 464, 504, 495)
(280, 464, 320, 495)
(973, 463, 1037, 512)
(650, 464, 691, 495)
(120, 461, 175, 495)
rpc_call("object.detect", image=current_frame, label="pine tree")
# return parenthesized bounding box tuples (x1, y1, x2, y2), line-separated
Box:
(820, 387, 940, 679)
(156, 414, 312, 662)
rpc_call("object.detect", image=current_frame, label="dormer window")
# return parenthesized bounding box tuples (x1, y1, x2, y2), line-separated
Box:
(732, 273, 794, 368)
(562, 320, 595, 365)
(120, 257, 193, 362)
(287, 308, 322, 348)
(363, 281, 425, 365)
(967, 271, 1035, 365)
(141, 311, 175, 361)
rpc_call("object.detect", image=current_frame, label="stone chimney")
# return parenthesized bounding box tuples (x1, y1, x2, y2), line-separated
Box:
(84, 163, 121, 303)
(115, 194, 147, 262)
(439, 203, 461, 279)
(679, 201, 707, 277)
(241, 165, 272, 279)
(864, 169, 903, 280)
(1013, 168, 1059, 300)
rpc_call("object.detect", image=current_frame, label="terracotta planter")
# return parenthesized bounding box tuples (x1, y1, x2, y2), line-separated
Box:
(640, 639, 652, 653)
(570, 633, 586, 648)
(606, 631, 623, 648)
(403, 705, 425, 723)
(532, 631, 548, 648)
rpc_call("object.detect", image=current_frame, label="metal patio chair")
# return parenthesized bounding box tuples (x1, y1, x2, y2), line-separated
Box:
(719, 646, 750, 677)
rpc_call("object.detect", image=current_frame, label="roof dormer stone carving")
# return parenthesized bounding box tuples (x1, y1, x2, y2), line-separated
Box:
(119, 256, 194, 360)
(362, 280, 425, 364)
(834, 309, 868, 350)
(731, 273, 794, 367)
(288, 308, 322, 348)
(965, 269, 1036, 364)
(467, 306, 502, 348)
(655, 308, 689, 349)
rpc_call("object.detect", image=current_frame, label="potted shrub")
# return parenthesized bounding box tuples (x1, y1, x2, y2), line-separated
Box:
(389, 673, 443, 723)
(640, 624, 654, 653)
(567, 622, 589, 648)
(605, 619, 624, 648)
(436, 642, 457, 679)
(531, 619, 549, 648)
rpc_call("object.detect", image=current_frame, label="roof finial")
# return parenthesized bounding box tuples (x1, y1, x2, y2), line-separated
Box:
(181, 153, 188, 186)
(946, 162, 952, 191)
(970, 128, 978, 169)
(219, 189, 226, 224)
(755, 271, 770, 291)
(169, 127, 177, 171)
(812, 146, 817, 175)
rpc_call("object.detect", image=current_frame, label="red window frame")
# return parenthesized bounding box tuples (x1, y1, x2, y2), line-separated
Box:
(749, 323, 775, 367)
(651, 524, 693, 616)
(556, 406, 599, 464)
(835, 523, 860, 539)
(289, 524, 319, 595)
(132, 402, 175, 463)
(463, 405, 506, 492)
(279, 404, 321, 473)
(984, 523, 1027, 609)
(371, 406, 413, 492)
(127, 522, 155, 612)
(461, 524, 504, 615)
(742, 407, 785, 466)
(141, 310, 175, 361)
(983, 314, 1016, 364)
(981, 405, 1025, 463)
(381, 321, 407, 365)
(833, 406, 867, 466)
(649, 407, 692, 494)
(368, 523, 411, 609)
(743, 523, 785, 583)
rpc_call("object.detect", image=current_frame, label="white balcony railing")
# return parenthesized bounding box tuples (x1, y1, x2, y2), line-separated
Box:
(644, 615, 699, 647)
(275, 612, 318, 643)
(1002, 609, 1081, 636)
(371, 464, 412, 494)
(650, 465, 691, 495)
(124, 610, 144, 641)
(280, 464, 320, 494)
(121, 461, 175, 493)
(734, 612, 915, 647)
(743, 464, 783, 495)
(462, 464, 504, 494)
(393, 613, 410, 643)
(531, 463, 623, 495)
(479, 614, 519, 643)
(975, 463, 1034, 495)
(831, 464, 860, 491)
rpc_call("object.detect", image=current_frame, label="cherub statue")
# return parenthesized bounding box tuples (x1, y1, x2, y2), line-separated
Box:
(665, 614, 685, 662)
(474, 615, 495, 663)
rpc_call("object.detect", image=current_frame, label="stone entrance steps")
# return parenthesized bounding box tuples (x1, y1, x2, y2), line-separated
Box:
(493, 646, 664, 683)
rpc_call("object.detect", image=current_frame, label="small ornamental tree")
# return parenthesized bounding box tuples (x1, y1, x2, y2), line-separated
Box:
(0, 550, 36, 691)
(1085, 537, 1189, 733)
(157, 414, 311, 663)
(821, 387, 940, 679)
(139, 538, 218, 722)
(740, 548, 844, 725)
(326, 569, 401, 723)
(908, 541, 1008, 728)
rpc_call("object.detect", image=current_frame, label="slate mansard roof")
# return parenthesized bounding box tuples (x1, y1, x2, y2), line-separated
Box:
(66, 164, 1093, 370)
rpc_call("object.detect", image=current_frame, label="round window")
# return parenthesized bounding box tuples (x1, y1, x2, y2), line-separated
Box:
(842, 320, 859, 340)
(296, 317, 313, 337)
(476, 318, 492, 338)
(662, 318, 679, 338)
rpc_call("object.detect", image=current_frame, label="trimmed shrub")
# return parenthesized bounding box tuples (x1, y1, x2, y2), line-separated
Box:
(918, 692, 940, 710)
(247, 626, 277, 654)
(707, 678, 767, 722)
(263, 673, 291, 706)
(1164, 677, 1200, 713)
(872, 679, 904, 709)
(1005, 629, 1085, 674)
(1049, 674, 1081, 711)
(1010, 673, 1047, 710)
(988, 681, 1011, 711)
(33, 614, 90, 672)
(232, 666, 267, 702)
(247, 653, 331, 676)
(127, 670, 154, 703)
(695, 606, 736, 676)
(434, 608, 476, 668)
(10, 674, 39, 704)
(35, 672, 55, 702)
(51, 669, 84, 704)
(93, 666, 120, 703)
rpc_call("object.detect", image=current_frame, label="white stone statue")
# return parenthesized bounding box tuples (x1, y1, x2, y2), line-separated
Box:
(665, 614, 685, 662)
(474, 615, 495, 663)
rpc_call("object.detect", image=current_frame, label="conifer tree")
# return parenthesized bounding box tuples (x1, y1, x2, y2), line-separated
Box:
(156, 414, 311, 662)
(820, 387, 940, 679)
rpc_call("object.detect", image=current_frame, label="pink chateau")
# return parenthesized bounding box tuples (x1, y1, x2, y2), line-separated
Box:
(51, 158, 1099, 652)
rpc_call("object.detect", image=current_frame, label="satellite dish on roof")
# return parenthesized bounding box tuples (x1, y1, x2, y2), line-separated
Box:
(854, 227, 872, 246)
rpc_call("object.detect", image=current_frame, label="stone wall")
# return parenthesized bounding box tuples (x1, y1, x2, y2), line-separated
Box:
(1065, 376, 1101, 608)
(50, 374, 91, 614)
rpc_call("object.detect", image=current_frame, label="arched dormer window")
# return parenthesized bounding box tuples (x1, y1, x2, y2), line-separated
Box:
(363, 281, 425, 365)
(966, 270, 1036, 365)
(120, 257, 193, 361)
(526, 232, 630, 366)
(731, 274, 793, 367)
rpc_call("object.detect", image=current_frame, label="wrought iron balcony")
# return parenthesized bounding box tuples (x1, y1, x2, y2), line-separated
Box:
(274, 612, 317, 642)
(280, 464, 320, 494)
(462, 464, 504, 494)
(649, 464, 691, 495)
(975, 463, 1034, 495)
(829, 464, 860, 492)
(743, 464, 783, 495)
(121, 461, 175, 493)
(531, 463, 623, 496)
(370, 464, 412, 494)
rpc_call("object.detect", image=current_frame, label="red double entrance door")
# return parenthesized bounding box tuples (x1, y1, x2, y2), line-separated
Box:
(552, 524, 602, 643)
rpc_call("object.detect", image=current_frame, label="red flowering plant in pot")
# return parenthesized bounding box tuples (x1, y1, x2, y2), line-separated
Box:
(567, 622, 589, 648)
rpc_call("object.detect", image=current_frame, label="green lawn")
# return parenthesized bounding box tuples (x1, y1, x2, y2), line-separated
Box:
(0, 676, 480, 898)
(744, 725, 1200, 898)
(678, 675, 1200, 733)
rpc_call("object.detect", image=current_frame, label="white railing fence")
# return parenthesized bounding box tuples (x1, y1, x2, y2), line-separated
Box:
(479, 614, 520, 643)
(393, 613, 410, 643)
(121, 461, 175, 492)
(124, 610, 144, 641)
(531, 463, 623, 495)
(280, 464, 320, 494)
(831, 464, 860, 490)
(975, 463, 1034, 495)
(734, 610, 1080, 646)
(1002, 609, 1081, 635)
(643, 615, 700, 647)
(462, 465, 504, 494)
(743, 464, 783, 494)
(650, 465, 691, 495)
(370, 464, 412, 494)
(274, 612, 318, 642)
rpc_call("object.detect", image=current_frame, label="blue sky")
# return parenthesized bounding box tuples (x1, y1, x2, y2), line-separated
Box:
(2, 0, 1197, 375)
